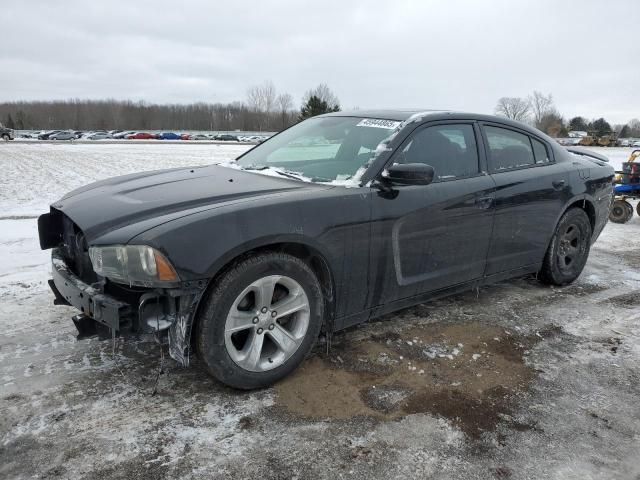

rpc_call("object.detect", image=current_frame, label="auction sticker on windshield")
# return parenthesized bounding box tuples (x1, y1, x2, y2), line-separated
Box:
(357, 118, 401, 129)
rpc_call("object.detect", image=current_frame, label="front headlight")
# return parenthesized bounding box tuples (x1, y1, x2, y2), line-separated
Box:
(88, 245, 179, 285)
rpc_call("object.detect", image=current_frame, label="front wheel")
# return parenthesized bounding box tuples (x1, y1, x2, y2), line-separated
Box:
(539, 208, 592, 286)
(196, 252, 324, 389)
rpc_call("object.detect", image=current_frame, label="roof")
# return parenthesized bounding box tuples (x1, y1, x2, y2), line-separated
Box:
(320, 109, 557, 145)
(320, 109, 446, 121)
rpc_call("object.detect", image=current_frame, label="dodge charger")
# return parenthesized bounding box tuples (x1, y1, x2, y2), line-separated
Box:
(38, 110, 615, 389)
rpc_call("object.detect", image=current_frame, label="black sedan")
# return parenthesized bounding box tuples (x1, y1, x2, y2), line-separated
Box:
(38, 110, 615, 389)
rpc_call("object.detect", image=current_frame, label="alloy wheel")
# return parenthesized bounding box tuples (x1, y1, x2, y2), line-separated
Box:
(224, 275, 310, 372)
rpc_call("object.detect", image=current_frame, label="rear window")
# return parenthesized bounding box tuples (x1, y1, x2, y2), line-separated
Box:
(485, 126, 535, 171)
(532, 138, 550, 164)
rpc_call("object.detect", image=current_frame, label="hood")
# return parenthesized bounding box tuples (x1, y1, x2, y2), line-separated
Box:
(52, 164, 319, 240)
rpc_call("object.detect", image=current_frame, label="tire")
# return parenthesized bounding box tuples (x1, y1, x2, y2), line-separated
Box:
(609, 200, 632, 224)
(636, 201, 640, 218)
(196, 252, 324, 389)
(625, 201, 634, 220)
(539, 208, 592, 286)
(1, 134, 9, 141)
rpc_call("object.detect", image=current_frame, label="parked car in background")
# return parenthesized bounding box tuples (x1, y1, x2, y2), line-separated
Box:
(214, 134, 239, 141)
(180, 133, 191, 140)
(50, 130, 76, 141)
(86, 132, 113, 140)
(126, 132, 157, 140)
(37, 110, 615, 389)
(189, 134, 210, 140)
(158, 132, 181, 140)
(112, 131, 135, 139)
(38, 130, 61, 140)
(0, 124, 14, 140)
(632, 140, 640, 147)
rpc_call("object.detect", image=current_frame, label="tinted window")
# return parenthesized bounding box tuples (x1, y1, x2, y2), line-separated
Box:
(532, 138, 550, 164)
(485, 126, 535, 171)
(397, 124, 479, 181)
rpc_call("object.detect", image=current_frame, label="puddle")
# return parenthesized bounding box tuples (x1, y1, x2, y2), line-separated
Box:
(275, 322, 539, 438)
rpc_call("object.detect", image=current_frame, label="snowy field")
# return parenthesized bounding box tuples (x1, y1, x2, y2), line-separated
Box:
(1, 142, 640, 479)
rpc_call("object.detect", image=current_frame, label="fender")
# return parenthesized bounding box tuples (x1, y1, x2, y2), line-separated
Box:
(203, 232, 336, 283)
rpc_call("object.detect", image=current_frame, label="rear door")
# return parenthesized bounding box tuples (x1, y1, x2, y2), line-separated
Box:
(369, 121, 496, 306)
(480, 123, 571, 275)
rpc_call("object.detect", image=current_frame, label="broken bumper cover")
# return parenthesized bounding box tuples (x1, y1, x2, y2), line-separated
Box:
(48, 248, 206, 366)
(50, 248, 130, 331)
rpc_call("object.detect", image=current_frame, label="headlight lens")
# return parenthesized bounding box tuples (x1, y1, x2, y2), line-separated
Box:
(88, 245, 179, 285)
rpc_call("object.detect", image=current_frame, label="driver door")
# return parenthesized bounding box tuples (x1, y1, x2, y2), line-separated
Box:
(368, 122, 496, 307)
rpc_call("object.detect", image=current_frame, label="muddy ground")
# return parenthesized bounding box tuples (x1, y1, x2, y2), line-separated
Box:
(1, 144, 639, 479)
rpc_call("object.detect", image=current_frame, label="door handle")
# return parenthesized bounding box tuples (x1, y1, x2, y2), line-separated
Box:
(475, 196, 493, 209)
(552, 179, 566, 189)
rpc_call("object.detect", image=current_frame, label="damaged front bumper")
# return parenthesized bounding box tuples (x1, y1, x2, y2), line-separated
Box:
(49, 248, 206, 366)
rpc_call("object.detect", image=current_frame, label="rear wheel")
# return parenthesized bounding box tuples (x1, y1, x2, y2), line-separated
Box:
(1, 134, 9, 141)
(539, 208, 592, 286)
(636, 201, 640, 218)
(609, 200, 633, 223)
(196, 252, 324, 389)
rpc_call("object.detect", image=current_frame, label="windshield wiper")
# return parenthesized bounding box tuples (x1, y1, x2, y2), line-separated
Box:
(271, 169, 305, 180)
(241, 165, 307, 181)
(241, 165, 268, 171)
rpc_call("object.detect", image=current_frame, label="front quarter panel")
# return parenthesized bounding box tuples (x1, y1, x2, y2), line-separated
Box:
(130, 186, 374, 320)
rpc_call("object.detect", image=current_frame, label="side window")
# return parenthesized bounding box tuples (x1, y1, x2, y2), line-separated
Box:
(396, 124, 479, 181)
(531, 138, 550, 164)
(484, 126, 535, 171)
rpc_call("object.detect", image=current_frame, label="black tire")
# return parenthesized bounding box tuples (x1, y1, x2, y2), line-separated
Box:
(636, 201, 640, 218)
(609, 200, 632, 224)
(539, 208, 592, 286)
(196, 252, 324, 389)
(625, 201, 634, 220)
(1, 134, 9, 141)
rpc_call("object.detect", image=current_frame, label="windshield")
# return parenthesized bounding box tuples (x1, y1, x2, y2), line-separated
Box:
(235, 116, 400, 183)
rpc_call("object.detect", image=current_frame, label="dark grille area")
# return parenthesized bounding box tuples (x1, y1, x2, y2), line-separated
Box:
(61, 214, 98, 285)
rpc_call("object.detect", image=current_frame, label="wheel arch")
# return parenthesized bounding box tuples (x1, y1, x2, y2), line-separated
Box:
(541, 195, 597, 263)
(191, 238, 337, 346)
(561, 197, 596, 232)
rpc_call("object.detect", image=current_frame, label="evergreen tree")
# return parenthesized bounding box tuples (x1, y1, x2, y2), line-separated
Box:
(591, 118, 611, 136)
(299, 95, 340, 120)
(568, 116, 588, 131)
(619, 124, 630, 138)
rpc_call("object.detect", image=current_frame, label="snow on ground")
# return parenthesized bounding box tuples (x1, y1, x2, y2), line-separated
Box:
(1, 142, 639, 479)
(0, 142, 249, 218)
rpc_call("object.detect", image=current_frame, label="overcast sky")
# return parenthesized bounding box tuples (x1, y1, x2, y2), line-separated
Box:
(2, 0, 638, 124)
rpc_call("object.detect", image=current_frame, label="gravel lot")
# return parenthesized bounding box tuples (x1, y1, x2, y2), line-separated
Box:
(1, 143, 639, 480)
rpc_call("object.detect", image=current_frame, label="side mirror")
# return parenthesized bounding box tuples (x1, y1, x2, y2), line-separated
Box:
(383, 163, 435, 186)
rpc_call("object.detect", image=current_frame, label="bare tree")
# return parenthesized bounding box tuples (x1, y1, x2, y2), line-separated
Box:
(0, 97, 300, 132)
(302, 83, 340, 111)
(246, 81, 277, 112)
(276, 93, 294, 129)
(246, 81, 278, 130)
(529, 91, 554, 129)
(495, 97, 531, 122)
(628, 118, 640, 137)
